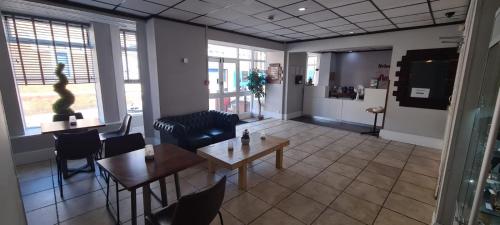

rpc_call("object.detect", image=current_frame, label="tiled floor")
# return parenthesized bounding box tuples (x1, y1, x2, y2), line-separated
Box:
(17, 119, 441, 225)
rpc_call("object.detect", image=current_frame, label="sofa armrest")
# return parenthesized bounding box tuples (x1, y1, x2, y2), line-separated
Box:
(153, 119, 186, 138)
(211, 111, 239, 131)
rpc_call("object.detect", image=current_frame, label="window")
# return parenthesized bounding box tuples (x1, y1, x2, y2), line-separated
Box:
(120, 30, 142, 114)
(306, 54, 320, 86)
(3, 15, 99, 128)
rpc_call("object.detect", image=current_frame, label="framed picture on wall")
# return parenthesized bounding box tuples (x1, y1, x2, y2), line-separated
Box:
(266, 63, 282, 84)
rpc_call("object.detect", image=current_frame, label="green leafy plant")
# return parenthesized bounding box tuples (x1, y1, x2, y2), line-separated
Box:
(52, 63, 75, 115)
(247, 69, 266, 119)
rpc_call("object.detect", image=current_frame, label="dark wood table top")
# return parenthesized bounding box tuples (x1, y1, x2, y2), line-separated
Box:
(97, 144, 206, 190)
(40, 118, 105, 134)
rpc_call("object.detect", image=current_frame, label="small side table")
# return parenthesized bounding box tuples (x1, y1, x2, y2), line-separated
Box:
(361, 107, 385, 137)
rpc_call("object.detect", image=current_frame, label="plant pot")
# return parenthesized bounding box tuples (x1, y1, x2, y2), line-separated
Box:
(258, 115, 264, 120)
(241, 138, 250, 145)
(52, 112, 83, 122)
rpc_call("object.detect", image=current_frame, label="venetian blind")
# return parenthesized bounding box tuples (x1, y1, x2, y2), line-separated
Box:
(120, 30, 139, 82)
(3, 15, 95, 85)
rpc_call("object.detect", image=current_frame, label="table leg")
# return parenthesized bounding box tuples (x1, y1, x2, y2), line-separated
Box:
(238, 165, 247, 190)
(174, 173, 181, 200)
(143, 184, 152, 221)
(207, 160, 215, 174)
(276, 148, 283, 169)
(131, 189, 137, 225)
(159, 178, 168, 207)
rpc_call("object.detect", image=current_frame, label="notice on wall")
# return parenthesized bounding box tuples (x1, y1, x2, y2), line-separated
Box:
(410, 88, 430, 98)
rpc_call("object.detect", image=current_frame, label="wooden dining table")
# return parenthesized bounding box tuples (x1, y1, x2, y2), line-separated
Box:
(40, 118, 105, 134)
(96, 143, 206, 225)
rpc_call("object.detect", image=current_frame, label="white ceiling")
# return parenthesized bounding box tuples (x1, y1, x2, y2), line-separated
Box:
(19, 0, 471, 42)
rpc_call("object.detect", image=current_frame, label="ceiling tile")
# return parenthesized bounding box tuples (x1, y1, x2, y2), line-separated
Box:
(254, 23, 282, 31)
(337, 28, 365, 35)
(254, 32, 275, 38)
(214, 22, 244, 30)
(273, 17, 307, 27)
(159, 8, 199, 20)
(146, 0, 184, 7)
(397, 20, 433, 28)
(306, 28, 332, 35)
(327, 24, 358, 31)
(331, 1, 378, 17)
(315, 32, 340, 38)
(284, 32, 313, 39)
(253, 10, 293, 22)
(115, 7, 150, 16)
(315, 18, 350, 28)
(384, 3, 429, 17)
(258, 0, 303, 8)
(315, 0, 365, 9)
(291, 23, 321, 32)
(231, 15, 266, 26)
(69, 0, 116, 9)
(201, 0, 239, 7)
(236, 27, 262, 34)
(93, 0, 124, 5)
(364, 24, 396, 31)
(230, 1, 273, 15)
(356, 19, 392, 28)
(119, 0, 168, 14)
(269, 28, 296, 35)
(280, 1, 326, 16)
(270, 35, 295, 41)
(435, 15, 466, 24)
(391, 13, 432, 23)
(299, 10, 338, 22)
(372, 0, 426, 10)
(207, 8, 244, 21)
(431, 0, 467, 11)
(175, 0, 222, 15)
(433, 6, 468, 19)
(345, 11, 385, 23)
(296, 35, 316, 40)
(189, 16, 225, 26)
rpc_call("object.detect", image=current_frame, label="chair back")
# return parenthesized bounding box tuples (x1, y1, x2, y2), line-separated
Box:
(171, 176, 226, 225)
(53, 112, 83, 122)
(104, 133, 145, 158)
(117, 114, 132, 136)
(55, 129, 101, 160)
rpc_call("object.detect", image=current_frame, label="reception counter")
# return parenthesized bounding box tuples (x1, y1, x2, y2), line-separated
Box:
(302, 86, 386, 126)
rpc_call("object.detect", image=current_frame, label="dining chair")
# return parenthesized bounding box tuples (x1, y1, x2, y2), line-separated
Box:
(99, 114, 132, 141)
(145, 176, 226, 225)
(103, 133, 145, 224)
(55, 129, 101, 197)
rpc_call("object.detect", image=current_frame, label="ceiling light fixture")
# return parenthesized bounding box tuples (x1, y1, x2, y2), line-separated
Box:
(298, 7, 306, 11)
(349, 31, 355, 34)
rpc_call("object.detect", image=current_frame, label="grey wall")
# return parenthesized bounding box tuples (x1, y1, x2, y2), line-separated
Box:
(288, 25, 461, 139)
(335, 50, 392, 87)
(318, 53, 332, 86)
(285, 52, 307, 117)
(264, 51, 285, 118)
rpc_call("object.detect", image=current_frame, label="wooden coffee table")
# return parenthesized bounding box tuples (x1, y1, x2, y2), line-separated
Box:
(197, 133, 289, 190)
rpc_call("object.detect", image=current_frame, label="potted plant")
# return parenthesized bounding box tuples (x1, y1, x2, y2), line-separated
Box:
(52, 63, 78, 121)
(247, 69, 266, 120)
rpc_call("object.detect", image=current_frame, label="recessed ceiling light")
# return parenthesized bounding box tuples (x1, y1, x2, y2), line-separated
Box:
(298, 7, 306, 11)
(349, 31, 355, 34)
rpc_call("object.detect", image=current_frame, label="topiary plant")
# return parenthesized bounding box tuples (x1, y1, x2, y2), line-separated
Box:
(247, 69, 266, 120)
(52, 63, 75, 116)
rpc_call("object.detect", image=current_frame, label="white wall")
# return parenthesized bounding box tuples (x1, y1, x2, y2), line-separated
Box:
(288, 25, 461, 146)
(264, 51, 285, 118)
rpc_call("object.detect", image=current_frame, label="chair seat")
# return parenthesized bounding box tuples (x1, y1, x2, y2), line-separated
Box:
(149, 203, 177, 225)
(203, 128, 230, 143)
(99, 131, 121, 141)
(185, 133, 212, 149)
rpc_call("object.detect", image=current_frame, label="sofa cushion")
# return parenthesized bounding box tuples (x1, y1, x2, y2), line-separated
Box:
(203, 128, 231, 143)
(185, 133, 212, 149)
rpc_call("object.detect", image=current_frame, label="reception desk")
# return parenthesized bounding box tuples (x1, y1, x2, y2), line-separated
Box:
(302, 86, 386, 126)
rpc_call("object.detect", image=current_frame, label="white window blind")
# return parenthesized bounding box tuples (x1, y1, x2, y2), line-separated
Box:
(120, 30, 139, 82)
(3, 15, 95, 85)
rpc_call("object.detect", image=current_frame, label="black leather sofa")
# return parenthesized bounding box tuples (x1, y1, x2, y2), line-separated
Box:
(153, 110, 239, 152)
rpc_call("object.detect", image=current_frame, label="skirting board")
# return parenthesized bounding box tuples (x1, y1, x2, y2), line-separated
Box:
(284, 111, 302, 120)
(13, 147, 54, 166)
(380, 129, 443, 149)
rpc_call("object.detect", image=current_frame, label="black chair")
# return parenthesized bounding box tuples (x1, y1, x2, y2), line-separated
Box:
(145, 176, 226, 225)
(100, 114, 132, 141)
(55, 129, 101, 197)
(103, 133, 145, 224)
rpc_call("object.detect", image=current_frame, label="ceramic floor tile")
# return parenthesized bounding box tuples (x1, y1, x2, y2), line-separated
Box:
(346, 149, 378, 161)
(364, 162, 401, 179)
(298, 180, 341, 205)
(17, 160, 53, 182)
(59, 206, 116, 225)
(186, 171, 222, 190)
(404, 162, 439, 178)
(223, 192, 271, 224)
(284, 148, 311, 161)
(57, 190, 107, 221)
(378, 149, 411, 161)
(294, 142, 322, 154)
(314, 171, 352, 191)
(313, 208, 364, 225)
(277, 193, 326, 224)
(345, 180, 389, 205)
(373, 155, 406, 169)
(288, 162, 323, 178)
(250, 208, 304, 225)
(56, 177, 103, 202)
(412, 147, 442, 161)
(23, 189, 56, 212)
(249, 161, 282, 178)
(374, 208, 426, 225)
(210, 208, 244, 225)
(26, 204, 58, 225)
(337, 155, 369, 169)
(271, 171, 309, 190)
(384, 193, 434, 224)
(331, 193, 381, 225)
(19, 176, 54, 196)
(392, 181, 436, 206)
(356, 170, 395, 191)
(302, 154, 334, 169)
(228, 171, 266, 189)
(326, 162, 362, 178)
(249, 180, 292, 205)
(313, 149, 343, 161)
(324, 143, 352, 154)
(398, 171, 437, 190)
